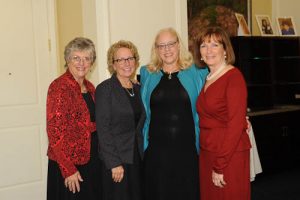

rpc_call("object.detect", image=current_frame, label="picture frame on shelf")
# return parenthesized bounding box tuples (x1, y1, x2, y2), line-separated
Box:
(235, 13, 251, 36)
(276, 17, 297, 36)
(256, 15, 275, 36)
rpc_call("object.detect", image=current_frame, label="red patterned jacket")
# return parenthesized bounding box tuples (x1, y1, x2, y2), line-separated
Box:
(46, 69, 96, 178)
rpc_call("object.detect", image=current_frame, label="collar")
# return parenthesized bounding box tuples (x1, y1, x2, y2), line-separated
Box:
(64, 69, 92, 92)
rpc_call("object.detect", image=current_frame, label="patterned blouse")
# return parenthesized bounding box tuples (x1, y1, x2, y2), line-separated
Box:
(46, 69, 96, 178)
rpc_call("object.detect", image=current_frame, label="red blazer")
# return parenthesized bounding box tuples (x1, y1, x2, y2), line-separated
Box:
(46, 69, 96, 178)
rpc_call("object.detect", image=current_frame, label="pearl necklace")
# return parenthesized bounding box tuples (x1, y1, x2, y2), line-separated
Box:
(206, 63, 227, 81)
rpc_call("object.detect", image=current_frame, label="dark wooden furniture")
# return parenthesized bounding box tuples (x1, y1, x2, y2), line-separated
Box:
(231, 36, 300, 174)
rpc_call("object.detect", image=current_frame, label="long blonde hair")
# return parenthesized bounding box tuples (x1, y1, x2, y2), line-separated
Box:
(147, 27, 193, 72)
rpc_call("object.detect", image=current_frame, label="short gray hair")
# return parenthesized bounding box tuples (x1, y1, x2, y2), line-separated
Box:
(64, 37, 96, 67)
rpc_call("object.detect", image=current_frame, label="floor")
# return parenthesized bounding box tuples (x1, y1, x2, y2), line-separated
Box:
(251, 167, 300, 200)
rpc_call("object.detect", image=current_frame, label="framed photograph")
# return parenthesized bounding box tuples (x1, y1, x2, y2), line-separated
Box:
(276, 17, 297, 36)
(235, 13, 251, 36)
(255, 15, 275, 36)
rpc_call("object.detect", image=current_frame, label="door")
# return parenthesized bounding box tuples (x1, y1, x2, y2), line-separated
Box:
(0, 0, 57, 199)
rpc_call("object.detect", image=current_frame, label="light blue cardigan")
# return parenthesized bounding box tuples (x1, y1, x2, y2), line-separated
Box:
(140, 64, 208, 153)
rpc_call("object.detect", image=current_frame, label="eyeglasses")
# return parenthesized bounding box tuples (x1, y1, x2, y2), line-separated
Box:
(70, 56, 93, 64)
(156, 41, 178, 51)
(113, 57, 136, 65)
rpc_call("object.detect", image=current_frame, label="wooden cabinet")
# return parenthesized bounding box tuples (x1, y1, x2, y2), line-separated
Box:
(231, 36, 300, 110)
(231, 36, 300, 174)
(249, 108, 300, 174)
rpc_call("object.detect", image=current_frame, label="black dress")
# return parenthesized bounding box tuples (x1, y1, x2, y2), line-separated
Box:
(144, 71, 199, 200)
(47, 92, 102, 200)
(100, 87, 143, 200)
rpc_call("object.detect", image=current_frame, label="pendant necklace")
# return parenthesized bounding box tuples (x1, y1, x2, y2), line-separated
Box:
(124, 87, 135, 97)
(168, 72, 172, 80)
(163, 67, 179, 80)
(206, 63, 227, 81)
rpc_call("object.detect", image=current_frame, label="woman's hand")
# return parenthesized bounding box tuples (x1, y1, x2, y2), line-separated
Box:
(212, 170, 226, 188)
(111, 165, 124, 183)
(64, 171, 83, 193)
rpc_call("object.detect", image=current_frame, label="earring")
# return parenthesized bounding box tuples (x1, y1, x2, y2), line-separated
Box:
(224, 55, 227, 59)
(200, 57, 203, 61)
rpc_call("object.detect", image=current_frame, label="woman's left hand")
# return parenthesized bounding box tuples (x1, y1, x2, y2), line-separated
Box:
(212, 170, 226, 188)
(111, 165, 124, 183)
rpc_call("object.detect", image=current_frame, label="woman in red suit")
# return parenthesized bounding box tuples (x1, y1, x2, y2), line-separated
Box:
(193, 26, 251, 200)
(46, 37, 101, 200)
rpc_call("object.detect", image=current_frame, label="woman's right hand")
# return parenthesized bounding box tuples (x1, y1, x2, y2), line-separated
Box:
(64, 171, 83, 193)
(111, 165, 124, 183)
(212, 170, 226, 188)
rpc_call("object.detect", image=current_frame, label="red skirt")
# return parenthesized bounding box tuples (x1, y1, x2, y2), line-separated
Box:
(199, 150, 250, 200)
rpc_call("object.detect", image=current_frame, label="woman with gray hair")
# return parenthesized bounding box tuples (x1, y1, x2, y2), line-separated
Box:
(46, 37, 102, 200)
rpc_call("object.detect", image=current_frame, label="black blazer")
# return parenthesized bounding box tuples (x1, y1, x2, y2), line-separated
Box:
(95, 74, 146, 169)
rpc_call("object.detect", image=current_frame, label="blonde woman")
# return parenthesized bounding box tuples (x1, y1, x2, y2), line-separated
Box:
(140, 28, 208, 200)
(96, 40, 146, 200)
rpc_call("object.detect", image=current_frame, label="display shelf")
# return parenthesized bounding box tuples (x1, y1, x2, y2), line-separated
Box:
(231, 36, 300, 109)
(231, 36, 300, 174)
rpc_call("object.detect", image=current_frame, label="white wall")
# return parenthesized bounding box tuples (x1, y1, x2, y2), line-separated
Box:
(82, 0, 99, 84)
(91, 0, 188, 83)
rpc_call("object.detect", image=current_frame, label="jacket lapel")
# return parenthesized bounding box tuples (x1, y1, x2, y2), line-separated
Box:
(110, 74, 134, 115)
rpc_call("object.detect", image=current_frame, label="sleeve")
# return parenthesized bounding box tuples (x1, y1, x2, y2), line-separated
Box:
(46, 83, 77, 178)
(95, 82, 122, 169)
(139, 66, 151, 150)
(213, 72, 248, 173)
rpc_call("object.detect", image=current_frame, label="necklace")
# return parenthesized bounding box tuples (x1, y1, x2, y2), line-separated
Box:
(206, 63, 227, 81)
(119, 77, 134, 97)
(168, 72, 172, 80)
(124, 87, 135, 97)
(162, 68, 179, 80)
